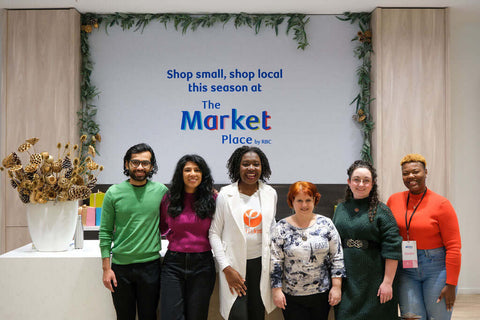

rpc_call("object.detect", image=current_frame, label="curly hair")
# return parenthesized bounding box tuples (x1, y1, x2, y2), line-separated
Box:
(400, 153, 427, 168)
(344, 160, 379, 222)
(226, 146, 271, 183)
(287, 181, 321, 208)
(123, 143, 158, 178)
(166, 154, 215, 219)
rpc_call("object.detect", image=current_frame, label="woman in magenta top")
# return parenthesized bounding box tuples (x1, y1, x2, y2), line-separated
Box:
(160, 154, 217, 320)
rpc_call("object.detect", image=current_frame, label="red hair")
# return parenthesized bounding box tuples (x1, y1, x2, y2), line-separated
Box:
(287, 181, 321, 208)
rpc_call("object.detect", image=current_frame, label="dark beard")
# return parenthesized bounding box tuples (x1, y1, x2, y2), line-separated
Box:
(129, 169, 148, 182)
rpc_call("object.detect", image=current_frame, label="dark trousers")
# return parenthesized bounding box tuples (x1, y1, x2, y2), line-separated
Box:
(228, 257, 265, 320)
(283, 292, 330, 320)
(160, 250, 216, 320)
(111, 258, 161, 320)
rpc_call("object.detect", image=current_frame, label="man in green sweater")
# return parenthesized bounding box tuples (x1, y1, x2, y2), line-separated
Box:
(99, 143, 168, 320)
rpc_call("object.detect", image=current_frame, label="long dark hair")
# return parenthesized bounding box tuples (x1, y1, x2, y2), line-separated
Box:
(226, 146, 271, 182)
(167, 154, 215, 219)
(345, 160, 379, 222)
(123, 143, 158, 178)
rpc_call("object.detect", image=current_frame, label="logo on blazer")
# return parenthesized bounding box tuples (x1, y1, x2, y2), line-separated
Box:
(243, 209, 262, 228)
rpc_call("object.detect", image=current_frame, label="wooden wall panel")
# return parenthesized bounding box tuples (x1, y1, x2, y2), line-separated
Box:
(371, 8, 449, 201)
(0, 9, 80, 253)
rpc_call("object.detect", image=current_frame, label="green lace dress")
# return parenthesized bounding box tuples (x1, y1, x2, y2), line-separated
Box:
(333, 198, 402, 320)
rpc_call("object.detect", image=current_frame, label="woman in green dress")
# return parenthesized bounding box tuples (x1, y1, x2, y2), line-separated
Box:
(333, 160, 402, 319)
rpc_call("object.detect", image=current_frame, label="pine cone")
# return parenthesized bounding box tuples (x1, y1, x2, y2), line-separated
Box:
(86, 177, 97, 189)
(18, 192, 30, 204)
(10, 179, 18, 189)
(62, 156, 72, 169)
(64, 168, 73, 179)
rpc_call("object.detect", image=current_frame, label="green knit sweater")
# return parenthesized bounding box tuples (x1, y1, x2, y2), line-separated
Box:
(99, 180, 168, 265)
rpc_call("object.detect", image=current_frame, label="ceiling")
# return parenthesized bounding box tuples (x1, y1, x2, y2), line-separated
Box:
(0, 0, 477, 14)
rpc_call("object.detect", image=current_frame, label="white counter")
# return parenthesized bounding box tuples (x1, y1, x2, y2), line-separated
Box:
(0, 240, 168, 320)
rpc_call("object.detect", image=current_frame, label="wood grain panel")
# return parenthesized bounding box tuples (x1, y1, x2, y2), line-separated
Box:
(371, 8, 449, 201)
(1, 9, 80, 253)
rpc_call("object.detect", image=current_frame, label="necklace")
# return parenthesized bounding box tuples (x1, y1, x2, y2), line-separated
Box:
(292, 214, 314, 241)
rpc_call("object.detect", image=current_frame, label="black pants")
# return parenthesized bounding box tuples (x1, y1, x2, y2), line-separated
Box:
(111, 258, 161, 320)
(160, 250, 216, 320)
(283, 292, 330, 320)
(228, 257, 265, 320)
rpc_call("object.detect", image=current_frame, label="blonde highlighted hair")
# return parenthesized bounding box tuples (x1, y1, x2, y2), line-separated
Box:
(400, 154, 427, 167)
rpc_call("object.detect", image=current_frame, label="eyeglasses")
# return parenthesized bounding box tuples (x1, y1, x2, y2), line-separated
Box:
(351, 177, 372, 186)
(130, 160, 151, 168)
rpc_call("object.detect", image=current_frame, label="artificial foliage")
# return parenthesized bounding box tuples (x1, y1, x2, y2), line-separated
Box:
(79, 13, 310, 158)
(337, 12, 374, 163)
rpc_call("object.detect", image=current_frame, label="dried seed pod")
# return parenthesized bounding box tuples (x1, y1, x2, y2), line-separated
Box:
(46, 155, 54, 164)
(87, 161, 98, 171)
(10, 165, 25, 180)
(58, 191, 69, 201)
(17, 142, 32, 153)
(26, 138, 39, 145)
(46, 189, 57, 201)
(41, 164, 52, 174)
(41, 151, 49, 159)
(57, 177, 70, 189)
(88, 145, 96, 157)
(68, 185, 91, 200)
(52, 160, 63, 173)
(2, 152, 21, 168)
(46, 175, 57, 185)
(24, 163, 38, 173)
(30, 153, 43, 165)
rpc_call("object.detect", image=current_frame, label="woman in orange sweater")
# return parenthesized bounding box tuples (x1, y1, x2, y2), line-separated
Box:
(387, 154, 461, 320)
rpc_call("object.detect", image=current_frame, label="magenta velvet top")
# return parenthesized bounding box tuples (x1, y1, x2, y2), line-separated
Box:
(160, 192, 215, 253)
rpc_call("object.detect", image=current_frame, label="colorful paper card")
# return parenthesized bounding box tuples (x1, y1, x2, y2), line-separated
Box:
(95, 207, 102, 226)
(86, 207, 96, 226)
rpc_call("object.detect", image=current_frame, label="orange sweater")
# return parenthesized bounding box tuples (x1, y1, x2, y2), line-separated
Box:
(387, 189, 461, 285)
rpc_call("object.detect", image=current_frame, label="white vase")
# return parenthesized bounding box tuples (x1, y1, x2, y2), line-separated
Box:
(26, 200, 79, 251)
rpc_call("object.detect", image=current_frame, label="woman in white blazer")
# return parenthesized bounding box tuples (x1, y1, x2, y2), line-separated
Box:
(209, 146, 277, 320)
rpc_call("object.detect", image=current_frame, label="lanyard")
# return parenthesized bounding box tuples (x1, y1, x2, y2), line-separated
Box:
(404, 188, 427, 241)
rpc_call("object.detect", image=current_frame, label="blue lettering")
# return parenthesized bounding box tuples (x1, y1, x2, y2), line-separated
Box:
(181, 111, 203, 130)
(232, 109, 246, 130)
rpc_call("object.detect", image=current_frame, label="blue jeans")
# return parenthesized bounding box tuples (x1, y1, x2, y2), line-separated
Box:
(160, 250, 216, 320)
(397, 247, 453, 320)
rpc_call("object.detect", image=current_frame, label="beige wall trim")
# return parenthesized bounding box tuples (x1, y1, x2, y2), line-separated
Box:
(371, 8, 449, 201)
(0, 9, 80, 252)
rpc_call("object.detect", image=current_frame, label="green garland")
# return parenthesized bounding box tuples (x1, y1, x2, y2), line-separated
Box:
(337, 12, 374, 163)
(79, 13, 309, 158)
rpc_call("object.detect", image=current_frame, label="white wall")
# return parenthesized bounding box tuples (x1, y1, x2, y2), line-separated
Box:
(449, 4, 480, 294)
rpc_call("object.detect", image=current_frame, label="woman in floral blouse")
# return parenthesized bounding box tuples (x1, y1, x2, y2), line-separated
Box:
(270, 181, 345, 320)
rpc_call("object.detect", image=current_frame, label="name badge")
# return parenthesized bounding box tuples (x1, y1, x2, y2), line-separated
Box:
(402, 240, 418, 268)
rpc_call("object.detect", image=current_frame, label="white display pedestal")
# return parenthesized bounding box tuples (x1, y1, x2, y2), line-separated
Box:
(0, 240, 168, 320)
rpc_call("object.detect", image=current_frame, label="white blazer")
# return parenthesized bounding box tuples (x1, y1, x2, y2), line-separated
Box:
(209, 181, 277, 319)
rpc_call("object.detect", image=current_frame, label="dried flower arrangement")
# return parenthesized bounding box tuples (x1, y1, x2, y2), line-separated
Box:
(0, 136, 103, 204)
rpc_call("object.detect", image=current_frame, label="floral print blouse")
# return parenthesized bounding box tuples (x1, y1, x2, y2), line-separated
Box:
(270, 214, 345, 296)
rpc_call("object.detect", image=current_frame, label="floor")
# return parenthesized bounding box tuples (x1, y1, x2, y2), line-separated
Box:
(452, 294, 480, 320)
(207, 293, 480, 319)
